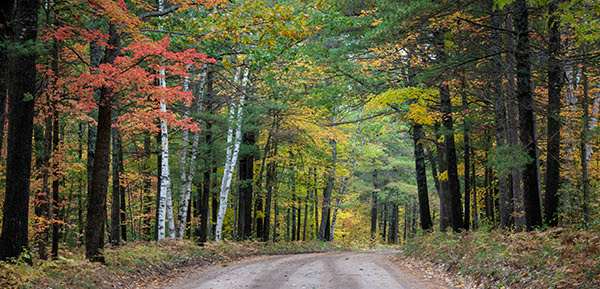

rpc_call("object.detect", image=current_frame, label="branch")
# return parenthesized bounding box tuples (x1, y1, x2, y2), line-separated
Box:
(138, 29, 204, 38)
(456, 16, 515, 35)
(138, 5, 181, 20)
(323, 111, 388, 127)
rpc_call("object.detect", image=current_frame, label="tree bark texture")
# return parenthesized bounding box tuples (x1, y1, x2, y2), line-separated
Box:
(215, 66, 248, 241)
(85, 22, 119, 262)
(491, 3, 512, 229)
(237, 130, 256, 240)
(544, 0, 562, 227)
(514, 0, 542, 230)
(413, 123, 433, 231)
(0, 0, 39, 261)
(318, 138, 337, 241)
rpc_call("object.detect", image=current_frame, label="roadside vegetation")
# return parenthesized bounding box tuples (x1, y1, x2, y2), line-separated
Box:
(402, 228, 600, 288)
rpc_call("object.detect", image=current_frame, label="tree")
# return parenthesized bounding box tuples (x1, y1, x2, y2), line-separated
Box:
(0, 0, 39, 261)
(514, 0, 542, 230)
(543, 0, 562, 227)
(215, 64, 249, 242)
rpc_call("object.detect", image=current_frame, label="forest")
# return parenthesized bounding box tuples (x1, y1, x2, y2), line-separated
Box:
(1, 0, 600, 286)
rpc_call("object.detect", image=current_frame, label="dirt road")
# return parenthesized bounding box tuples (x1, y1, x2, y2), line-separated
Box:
(158, 251, 453, 289)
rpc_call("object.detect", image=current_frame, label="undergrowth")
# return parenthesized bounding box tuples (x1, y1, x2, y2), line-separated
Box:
(0, 239, 344, 288)
(403, 227, 600, 288)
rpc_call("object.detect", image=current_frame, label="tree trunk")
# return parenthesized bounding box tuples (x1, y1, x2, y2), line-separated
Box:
(177, 67, 207, 239)
(370, 171, 378, 243)
(471, 160, 478, 230)
(118, 132, 127, 242)
(263, 144, 277, 241)
(51, 114, 61, 259)
(505, 8, 525, 232)
(142, 136, 153, 240)
(215, 66, 249, 241)
(303, 196, 308, 241)
(318, 138, 336, 241)
(413, 123, 433, 231)
(0, 0, 39, 261)
(434, 128, 452, 231)
(237, 130, 255, 240)
(0, 3, 9, 160)
(491, 3, 512, 229)
(514, 0, 542, 230)
(34, 115, 52, 260)
(581, 53, 591, 226)
(110, 110, 121, 246)
(85, 22, 119, 262)
(544, 0, 562, 227)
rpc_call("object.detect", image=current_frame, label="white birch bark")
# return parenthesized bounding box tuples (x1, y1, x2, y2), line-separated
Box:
(176, 66, 207, 238)
(156, 0, 176, 240)
(585, 83, 600, 162)
(215, 65, 249, 242)
(157, 69, 169, 240)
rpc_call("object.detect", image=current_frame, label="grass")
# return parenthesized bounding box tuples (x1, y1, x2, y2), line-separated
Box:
(0, 239, 346, 288)
(402, 227, 600, 288)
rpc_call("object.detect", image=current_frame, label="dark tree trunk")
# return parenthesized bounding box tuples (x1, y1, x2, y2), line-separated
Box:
(461, 77, 471, 231)
(296, 197, 301, 241)
(237, 131, 255, 240)
(0, 3, 9, 160)
(581, 52, 591, 226)
(302, 196, 308, 241)
(471, 160, 478, 230)
(263, 142, 277, 241)
(388, 200, 398, 244)
(211, 166, 218, 239)
(433, 24, 462, 232)
(110, 111, 121, 246)
(142, 135, 153, 240)
(318, 140, 336, 241)
(413, 123, 433, 231)
(0, 0, 38, 261)
(313, 169, 319, 237)
(85, 23, 120, 262)
(272, 198, 279, 242)
(154, 130, 162, 240)
(197, 123, 212, 244)
(544, 0, 562, 227)
(434, 129, 451, 231)
(514, 0, 542, 230)
(51, 114, 60, 259)
(370, 171, 378, 242)
(439, 84, 463, 232)
(505, 7, 525, 232)
(119, 136, 127, 242)
(34, 115, 52, 260)
(491, 3, 512, 229)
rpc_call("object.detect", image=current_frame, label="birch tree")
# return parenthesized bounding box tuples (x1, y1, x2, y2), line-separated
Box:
(215, 62, 249, 242)
(176, 66, 207, 239)
(156, 0, 175, 240)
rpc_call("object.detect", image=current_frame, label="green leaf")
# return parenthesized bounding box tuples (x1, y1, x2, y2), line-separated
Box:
(23, 93, 34, 102)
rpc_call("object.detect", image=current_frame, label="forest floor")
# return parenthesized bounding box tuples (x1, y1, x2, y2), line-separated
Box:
(403, 227, 600, 288)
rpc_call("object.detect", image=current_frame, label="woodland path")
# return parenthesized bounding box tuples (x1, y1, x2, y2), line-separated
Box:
(152, 251, 454, 289)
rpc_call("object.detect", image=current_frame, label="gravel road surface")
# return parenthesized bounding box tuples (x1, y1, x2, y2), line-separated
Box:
(158, 251, 453, 289)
